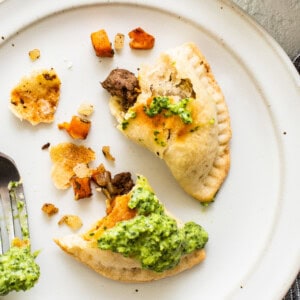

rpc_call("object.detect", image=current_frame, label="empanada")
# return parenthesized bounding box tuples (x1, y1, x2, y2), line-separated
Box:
(54, 175, 208, 282)
(105, 43, 231, 202)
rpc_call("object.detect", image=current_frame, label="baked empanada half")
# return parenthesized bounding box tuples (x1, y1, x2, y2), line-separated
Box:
(54, 175, 208, 282)
(106, 43, 231, 202)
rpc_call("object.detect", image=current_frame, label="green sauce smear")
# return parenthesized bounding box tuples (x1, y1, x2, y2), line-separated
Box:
(0, 246, 40, 295)
(144, 96, 193, 124)
(0, 181, 40, 295)
(98, 175, 208, 272)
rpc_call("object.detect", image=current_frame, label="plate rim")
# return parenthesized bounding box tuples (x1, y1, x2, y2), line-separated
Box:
(0, 0, 299, 299)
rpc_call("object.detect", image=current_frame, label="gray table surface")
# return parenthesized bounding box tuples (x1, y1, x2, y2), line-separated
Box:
(233, 1, 300, 298)
(233, 0, 300, 61)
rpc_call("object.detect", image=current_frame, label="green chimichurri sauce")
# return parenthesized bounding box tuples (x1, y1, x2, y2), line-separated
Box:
(0, 180, 40, 295)
(0, 246, 40, 295)
(144, 96, 193, 124)
(98, 175, 208, 273)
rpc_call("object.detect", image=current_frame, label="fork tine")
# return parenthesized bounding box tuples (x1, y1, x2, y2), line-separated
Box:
(10, 183, 30, 240)
(0, 186, 15, 254)
(0, 153, 30, 255)
(0, 198, 5, 255)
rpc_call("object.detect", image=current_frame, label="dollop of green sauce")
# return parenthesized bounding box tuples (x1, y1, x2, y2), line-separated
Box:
(144, 96, 193, 124)
(98, 175, 208, 272)
(0, 245, 40, 295)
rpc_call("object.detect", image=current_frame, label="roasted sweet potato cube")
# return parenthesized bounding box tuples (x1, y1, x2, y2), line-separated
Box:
(91, 29, 114, 57)
(83, 193, 137, 241)
(128, 27, 155, 50)
(58, 116, 91, 140)
(71, 176, 92, 200)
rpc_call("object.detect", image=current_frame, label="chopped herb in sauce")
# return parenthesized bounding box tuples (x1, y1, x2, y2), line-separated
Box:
(153, 130, 166, 147)
(0, 245, 40, 295)
(144, 96, 193, 124)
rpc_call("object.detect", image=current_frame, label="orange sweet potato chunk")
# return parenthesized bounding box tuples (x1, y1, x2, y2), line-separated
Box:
(128, 27, 155, 50)
(70, 176, 92, 200)
(83, 193, 136, 241)
(58, 116, 91, 140)
(91, 29, 114, 57)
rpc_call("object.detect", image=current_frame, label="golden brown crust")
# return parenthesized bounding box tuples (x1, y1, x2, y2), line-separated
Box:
(109, 42, 231, 202)
(54, 234, 206, 282)
(49, 142, 96, 189)
(10, 68, 61, 125)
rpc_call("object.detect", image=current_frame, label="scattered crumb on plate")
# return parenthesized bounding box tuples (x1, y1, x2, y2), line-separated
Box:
(102, 145, 115, 161)
(58, 215, 83, 230)
(28, 48, 40, 61)
(114, 33, 125, 50)
(41, 203, 59, 217)
(77, 102, 94, 117)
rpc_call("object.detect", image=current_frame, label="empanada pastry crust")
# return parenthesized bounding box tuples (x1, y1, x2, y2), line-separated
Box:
(55, 234, 206, 282)
(109, 43, 231, 202)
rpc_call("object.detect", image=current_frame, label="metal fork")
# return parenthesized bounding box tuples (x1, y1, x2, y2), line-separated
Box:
(0, 152, 29, 254)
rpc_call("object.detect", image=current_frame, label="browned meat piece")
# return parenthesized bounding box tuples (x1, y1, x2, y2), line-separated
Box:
(70, 176, 93, 200)
(91, 164, 112, 187)
(111, 172, 134, 195)
(101, 69, 139, 111)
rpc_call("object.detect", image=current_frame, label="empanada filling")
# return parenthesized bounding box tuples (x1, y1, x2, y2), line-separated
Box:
(101, 67, 196, 116)
(150, 77, 195, 101)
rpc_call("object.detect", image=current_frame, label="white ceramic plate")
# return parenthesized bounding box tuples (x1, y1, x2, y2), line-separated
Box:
(0, 1, 299, 299)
